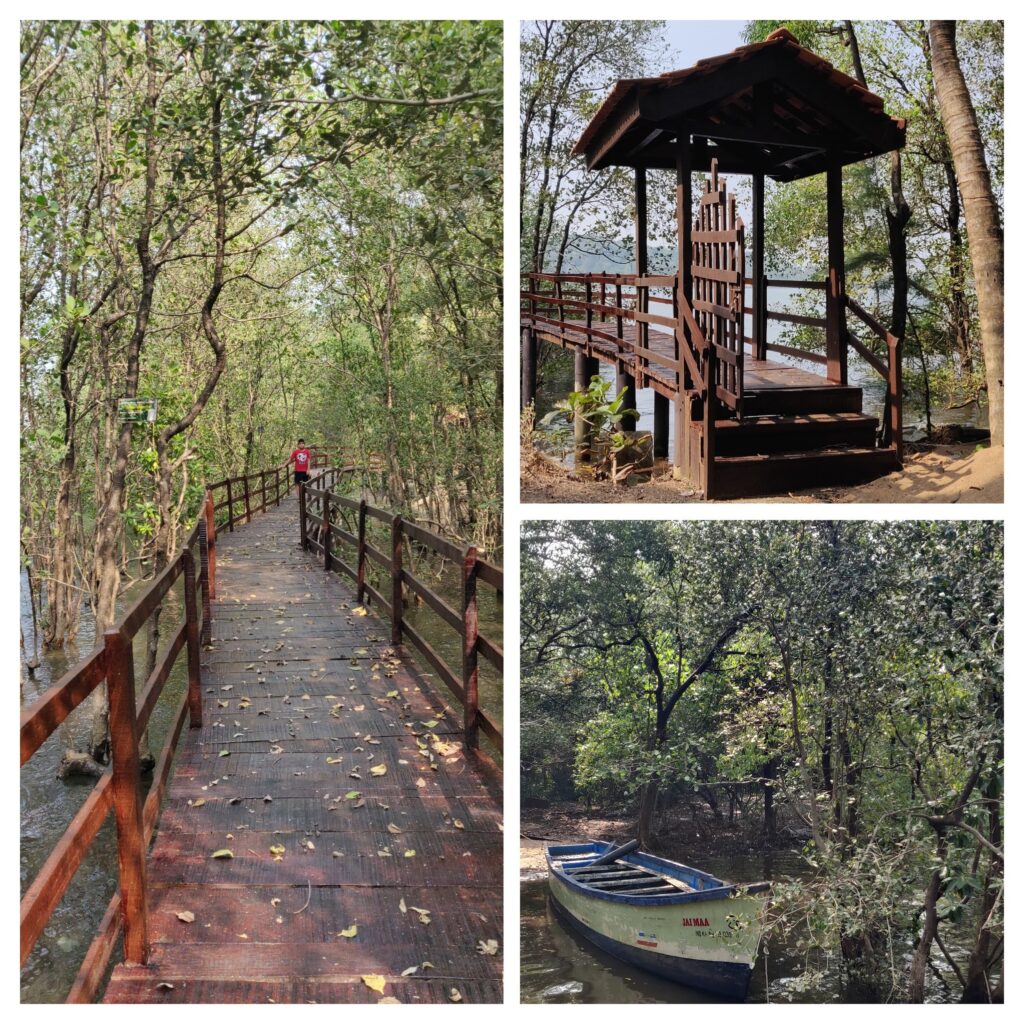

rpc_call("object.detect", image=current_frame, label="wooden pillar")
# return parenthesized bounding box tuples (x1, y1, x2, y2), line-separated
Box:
(105, 629, 149, 965)
(618, 166, 645, 432)
(182, 550, 202, 728)
(674, 140, 693, 482)
(204, 491, 216, 601)
(356, 498, 367, 604)
(521, 326, 537, 409)
(653, 393, 669, 458)
(825, 161, 848, 384)
(752, 172, 767, 361)
(390, 516, 404, 645)
(461, 546, 479, 751)
(574, 350, 600, 456)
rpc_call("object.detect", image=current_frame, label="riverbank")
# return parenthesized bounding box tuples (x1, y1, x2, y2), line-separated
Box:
(521, 441, 1003, 504)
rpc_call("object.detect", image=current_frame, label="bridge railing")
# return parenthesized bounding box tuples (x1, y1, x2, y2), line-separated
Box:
(19, 459, 288, 1001)
(301, 468, 503, 760)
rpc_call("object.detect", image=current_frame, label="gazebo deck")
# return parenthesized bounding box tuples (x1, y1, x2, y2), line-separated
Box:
(524, 317, 862, 413)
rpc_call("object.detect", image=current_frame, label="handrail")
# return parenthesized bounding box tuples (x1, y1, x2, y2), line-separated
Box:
(300, 467, 503, 758)
(19, 457, 291, 1002)
(846, 295, 903, 460)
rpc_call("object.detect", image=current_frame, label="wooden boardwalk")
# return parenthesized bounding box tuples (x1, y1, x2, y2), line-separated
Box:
(102, 493, 503, 1003)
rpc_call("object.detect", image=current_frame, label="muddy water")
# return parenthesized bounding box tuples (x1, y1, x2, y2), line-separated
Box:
(521, 848, 974, 1004)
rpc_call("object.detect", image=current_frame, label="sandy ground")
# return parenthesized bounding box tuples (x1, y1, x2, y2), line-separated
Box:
(521, 442, 1003, 505)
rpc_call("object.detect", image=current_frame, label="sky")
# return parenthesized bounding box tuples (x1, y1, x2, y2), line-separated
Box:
(662, 20, 748, 69)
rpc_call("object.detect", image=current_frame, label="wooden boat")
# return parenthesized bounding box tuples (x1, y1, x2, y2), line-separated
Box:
(546, 839, 769, 999)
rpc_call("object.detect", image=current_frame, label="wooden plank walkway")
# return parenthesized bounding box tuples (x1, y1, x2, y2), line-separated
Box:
(102, 493, 503, 1003)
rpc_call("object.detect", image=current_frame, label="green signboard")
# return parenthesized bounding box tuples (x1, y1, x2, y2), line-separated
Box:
(118, 398, 158, 424)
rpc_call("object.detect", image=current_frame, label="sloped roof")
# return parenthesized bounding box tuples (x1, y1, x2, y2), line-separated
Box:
(573, 29, 906, 181)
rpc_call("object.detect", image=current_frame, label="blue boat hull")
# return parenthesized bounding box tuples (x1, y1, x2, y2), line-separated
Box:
(549, 891, 755, 1000)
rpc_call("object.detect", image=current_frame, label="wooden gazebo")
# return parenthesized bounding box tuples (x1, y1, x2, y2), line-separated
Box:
(521, 28, 907, 499)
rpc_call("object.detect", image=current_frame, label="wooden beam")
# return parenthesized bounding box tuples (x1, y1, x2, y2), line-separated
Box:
(752, 172, 767, 360)
(618, 167, 645, 431)
(825, 161, 848, 383)
(521, 326, 537, 408)
(675, 140, 693, 483)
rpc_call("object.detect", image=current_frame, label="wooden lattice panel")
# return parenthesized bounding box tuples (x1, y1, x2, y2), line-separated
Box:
(691, 159, 745, 415)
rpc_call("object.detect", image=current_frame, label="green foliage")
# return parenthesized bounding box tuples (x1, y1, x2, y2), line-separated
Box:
(522, 520, 1003, 999)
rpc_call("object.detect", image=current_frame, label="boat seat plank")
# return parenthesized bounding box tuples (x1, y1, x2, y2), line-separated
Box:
(625, 885, 680, 895)
(587, 876, 666, 891)
(565, 872, 643, 880)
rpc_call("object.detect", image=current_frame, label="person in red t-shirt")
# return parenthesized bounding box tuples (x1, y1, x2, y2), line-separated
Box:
(289, 439, 312, 490)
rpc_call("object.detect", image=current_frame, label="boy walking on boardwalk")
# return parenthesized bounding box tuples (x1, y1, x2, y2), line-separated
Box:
(289, 439, 312, 491)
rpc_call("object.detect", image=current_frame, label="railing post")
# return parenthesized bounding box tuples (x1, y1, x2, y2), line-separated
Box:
(299, 483, 308, 550)
(357, 498, 367, 604)
(205, 490, 216, 601)
(104, 628, 149, 965)
(390, 515, 403, 645)
(244, 472, 252, 523)
(182, 550, 202, 727)
(225, 478, 233, 532)
(275, 466, 281, 506)
(462, 546, 479, 751)
(198, 518, 213, 647)
(323, 489, 332, 571)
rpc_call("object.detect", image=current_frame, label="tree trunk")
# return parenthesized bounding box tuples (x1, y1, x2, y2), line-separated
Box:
(637, 777, 660, 849)
(908, 838, 945, 1002)
(928, 21, 1004, 445)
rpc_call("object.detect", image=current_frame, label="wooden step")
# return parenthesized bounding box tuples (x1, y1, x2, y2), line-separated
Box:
(710, 447, 900, 500)
(711, 413, 879, 456)
(743, 384, 863, 416)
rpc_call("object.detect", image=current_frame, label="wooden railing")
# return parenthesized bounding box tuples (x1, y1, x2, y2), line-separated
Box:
(846, 295, 903, 460)
(741, 278, 903, 458)
(301, 468, 503, 757)
(19, 460, 288, 1002)
(742, 277, 830, 366)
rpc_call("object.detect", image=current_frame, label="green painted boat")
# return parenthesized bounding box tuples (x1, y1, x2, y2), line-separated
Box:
(546, 839, 770, 999)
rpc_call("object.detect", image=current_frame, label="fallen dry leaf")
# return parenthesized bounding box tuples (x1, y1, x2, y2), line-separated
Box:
(361, 974, 386, 994)
(176, 910, 195, 924)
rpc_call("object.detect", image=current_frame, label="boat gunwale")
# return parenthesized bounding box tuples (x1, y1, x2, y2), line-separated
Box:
(545, 841, 770, 907)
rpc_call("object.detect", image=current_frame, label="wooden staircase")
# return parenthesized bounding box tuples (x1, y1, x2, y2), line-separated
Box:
(695, 386, 900, 499)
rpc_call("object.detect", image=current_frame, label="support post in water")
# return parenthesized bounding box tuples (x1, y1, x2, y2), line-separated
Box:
(182, 550, 202, 727)
(104, 628, 149, 965)
(462, 545, 479, 750)
(356, 498, 367, 604)
(390, 515, 404, 644)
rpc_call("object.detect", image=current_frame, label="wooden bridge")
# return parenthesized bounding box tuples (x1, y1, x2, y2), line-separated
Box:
(21, 461, 503, 1003)
(521, 29, 906, 500)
